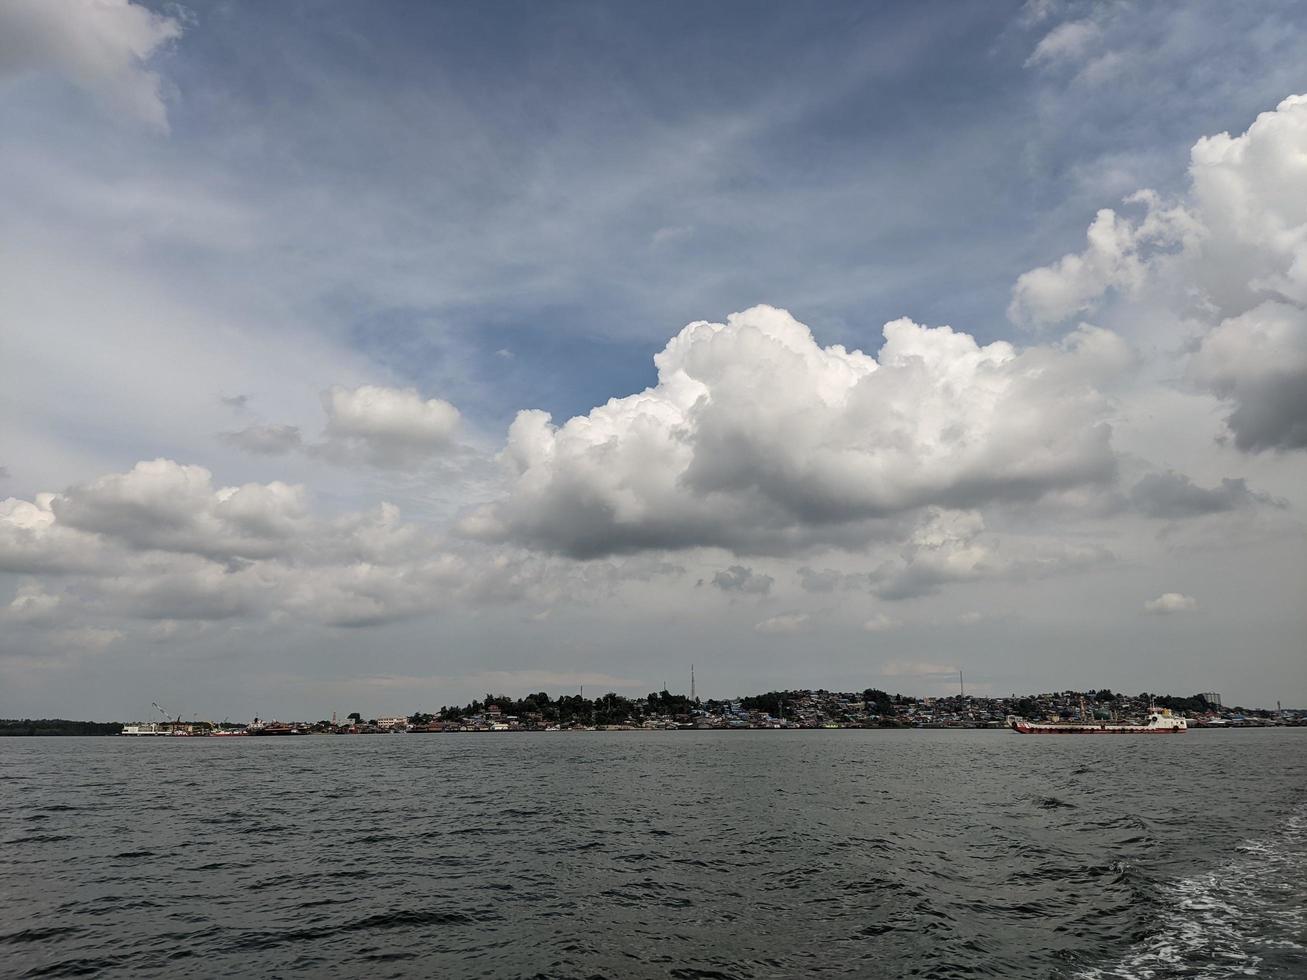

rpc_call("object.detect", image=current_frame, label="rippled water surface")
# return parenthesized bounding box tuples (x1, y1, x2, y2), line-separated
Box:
(2, 730, 1305, 978)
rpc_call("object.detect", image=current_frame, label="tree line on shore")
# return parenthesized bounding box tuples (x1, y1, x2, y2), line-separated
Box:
(0, 719, 123, 736)
(401, 687, 900, 728)
(406, 689, 703, 728)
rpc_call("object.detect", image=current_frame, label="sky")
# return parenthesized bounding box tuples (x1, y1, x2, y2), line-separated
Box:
(1, 0, 1305, 721)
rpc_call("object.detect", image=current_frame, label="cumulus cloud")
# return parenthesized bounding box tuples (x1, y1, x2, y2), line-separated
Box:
(218, 384, 465, 469)
(49, 459, 310, 562)
(863, 507, 1111, 601)
(754, 612, 811, 635)
(1187, 302, 1307, 451)
(1144, 592, 1198, 614)
(868, 509, 992, 600)
(0, 493, 107, 574)
(0, 0, 182, 130)
(1009, 197, 1197, 328)
(1011, 94, 1307, 451)
(1129, 470, 1281, 518)
(0, 458, 702, 633)
(465, 306, 1128, 558)
(0, 459, 450, 627)
(711, 565, 774, 595)
(218, 423, 303, 456)
(317, 385, 461, 467)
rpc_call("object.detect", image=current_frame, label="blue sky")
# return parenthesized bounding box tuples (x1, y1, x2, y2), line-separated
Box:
(37, 0, 1304, 425)
(1, 0, 1305, 717)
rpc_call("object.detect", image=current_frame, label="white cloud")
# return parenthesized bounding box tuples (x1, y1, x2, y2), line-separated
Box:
(318, 385, 461, 468)
(0, 458, 704, 633)
(50, 459, 310, 562)
(1010, 94, 1307, 451)
(465, 306, 1129, 557)
(0, 0, 181, 130)
(857, 507, 1113, 601)
(1187, 302, 1307, 451)
(0, 460, 463, 628)
(1008, 196, 1197, 328)
(1144, 592, 1198, 614)
(0, 493, 107, 573)
(216, 384, 467, 468)
(754, 612, 811, 635)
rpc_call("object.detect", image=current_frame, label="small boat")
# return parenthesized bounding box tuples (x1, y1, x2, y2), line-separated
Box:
(1008, 706, 1187, 734)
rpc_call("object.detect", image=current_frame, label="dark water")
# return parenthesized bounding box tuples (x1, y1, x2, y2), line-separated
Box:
(2, 730, 1304, 979)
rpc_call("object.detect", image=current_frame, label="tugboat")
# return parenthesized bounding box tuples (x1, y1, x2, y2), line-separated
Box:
(1008, 705, 1187, 734)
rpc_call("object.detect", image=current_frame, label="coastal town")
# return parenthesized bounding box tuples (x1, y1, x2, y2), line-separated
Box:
(77, 687, 1303, 736)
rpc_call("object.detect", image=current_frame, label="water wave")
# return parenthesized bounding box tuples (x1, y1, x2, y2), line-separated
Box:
(1078, 805, 1306, 979)
(3, 730, 1304, 978)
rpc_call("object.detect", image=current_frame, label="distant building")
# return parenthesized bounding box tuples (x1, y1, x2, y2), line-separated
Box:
(1199, 693, 1222, 708)
(376, 716, 409, 729)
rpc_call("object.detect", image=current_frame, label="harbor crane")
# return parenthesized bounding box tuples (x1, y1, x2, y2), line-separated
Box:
(153, 702, 182, 731)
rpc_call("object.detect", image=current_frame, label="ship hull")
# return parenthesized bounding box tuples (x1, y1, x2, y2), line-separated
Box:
(1010, 721, 1185, 734)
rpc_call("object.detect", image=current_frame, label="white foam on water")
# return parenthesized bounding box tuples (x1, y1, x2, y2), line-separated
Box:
(1078, 807, 1306, 980)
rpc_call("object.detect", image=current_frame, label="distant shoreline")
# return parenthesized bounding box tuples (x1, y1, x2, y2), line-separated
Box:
(4, 723, 1304, 737)
(5, 690, 1301, 737)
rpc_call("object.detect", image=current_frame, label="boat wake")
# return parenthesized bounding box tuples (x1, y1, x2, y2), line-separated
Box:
(1078, 805, 1307, 979)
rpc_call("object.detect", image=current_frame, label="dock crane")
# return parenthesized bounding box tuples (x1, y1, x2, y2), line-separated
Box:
(152, 702, 182, 732)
